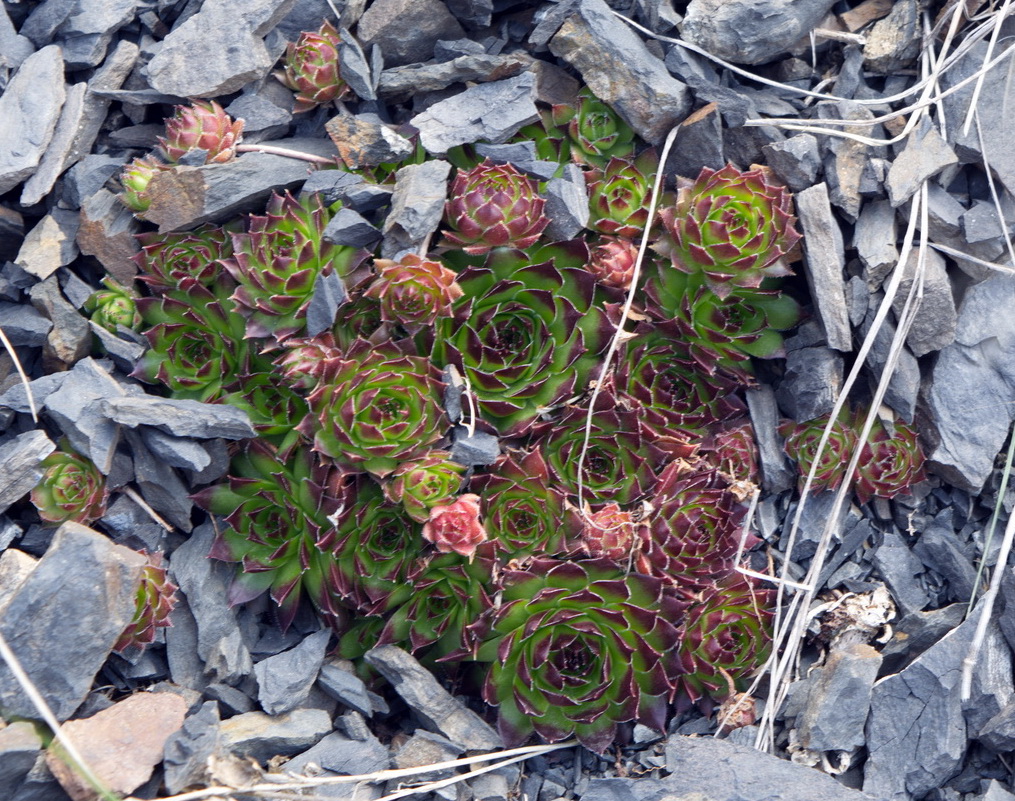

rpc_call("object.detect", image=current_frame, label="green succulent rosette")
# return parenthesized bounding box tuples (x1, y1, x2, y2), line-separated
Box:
(134, 224, 235, 296)
(385, 451, 467, 523)
(432, 242, 612, 435)
(193, 441, 351, 631)
(222, 371, 310, 458)
(702, 418, 760, 485)
(113, 551, 178, 654)
(363, 253, 463, 332)
(655, 164, 800, 301)
(30, 445, 108, 525)
(855, 413, 926, 504)
(586, 150, 664, 239)
(461, 558, 687, 753)
(557, 88, 636, 168)
(118, 155, 167, 213)
(675, 573, 774, 709)
(278, 20, 350, 113)
(331, 293, 386, 349)
(84, 277, 141, 332)
(297, 339, 447, 477)
(472, 449, 581, 558)
(779, 407, 860, 494)
(132, 278, 250, 402)
(222, 191, 365, 341)
(158, 99, 243, 164)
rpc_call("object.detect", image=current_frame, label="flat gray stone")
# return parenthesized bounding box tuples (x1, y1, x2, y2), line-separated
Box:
(77, 187, 142, 285)
(163, 700, 221, 794)
(543, 163, 589, 241)
(16, 210, 80, 281)
(681, 0, 839, 66)
(100, 396, 256, 440)
(872, 530, 930, 616)
(550, 0, 690, 145)
(378, 53, 534, 98)
(255, 630, 331, 716)
(225, 94, 291, 144)
(0, 45, 66, 195)
(0, 431, 55, 516)
(891, 246, 955, 357)
(126, 430, 192, 531)
(0, 721, 41, 794)
(794, 183, 852, 352)
(863, 0, 920, 74)
(0, 302, 52, 347)
(381, 159, 452, 257)
(364, 645, 502, 750)
(410, 72, 539, 156)
(854, 200, 898, 291)
(0, 522, 145, 721)
(0, 4, 35, 71)
(138, 427, 213, 473)
(357, 0, 465, 67)
(55, 0, 136, 68)
(746, 383, 795, 494)
(285, 730, 390, 776)
(775, 346, 843, 421)
(0, 372, 68, 414)
(145, 0, 298, 97)
(20, 82, 88, 206)
(322, 207, 382, 248)
(886, 118, 958, 207)
(220, 708, 333, 765)
(763, 133, 821, 193)
(318, 659, 376, 718)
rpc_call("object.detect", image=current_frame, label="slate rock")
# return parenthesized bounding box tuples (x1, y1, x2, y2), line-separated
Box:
(145, 0, 298, 97)
(451, 427, 500, 466)
(543, 163, 589, 241)
(0, 549, 38, 612)
(979, 700, 1015, 753)
(365, 645, 502, 750)
(0, 302, 52, 347)
(886, 118, 958, 207)
(164, 592, 206, 694)
(890, 246, 956, 357)
(410, 71, 539, 156)
(26, 266, 91, 370)
(0, 372, 69, 415)
(983, 781, 1015, 801)
(0, 45, 66, 195)
(378, 53, 534, 98)
(963, 197, 1015, 245)
(47, 692, 187, 801)
(681, 0, 839, 66)
(0, 4, 34, 71)
(327, 114, 414, 168)
(255, 629, 331, 715)
(794, 183, 852, 352)
(872, 529, 930, 616)
(0, 721, 42, 795)
(318, 659, 376, 718)
(357, 0, 465, 67)
(854, 199, 898, 290)
(746, 384, 795, 494)
(304, 169, 393, 212)
(124, 429, 192, 531)
(857, 300, 920, 422)
(864, 605, 1012, 799)
(0, 522, 145, 721)
(322, 207, 382, 248)
(100, 396, 256, 440)
(169, 522, 253, 684)
(912, 510, 976, 602)
(16, 211, 80, 281)
(394, 730, 462, 780)
(863, 0, 920, 74)
(88, 323, 147, 374)
(550, 0, 690, 145)
(138, 428, 213, 473)
(226, 94, 292, 144)
(878, 603, 965, 675)
(20, 82, 89, 207)
(163, 700, 221, 793)
(76, 188, 142, 285)
(220, 708, 333, 764)
(306, 270, 349, 337)
(286, 729, 391, 776)
(62, 154, 125, 209)
(775, 346, 843, 421)
(763, 133, 821, 192)
(0, 430, 55, 515)
(381, 159, 452, 257)
(666, 103, 724, 180)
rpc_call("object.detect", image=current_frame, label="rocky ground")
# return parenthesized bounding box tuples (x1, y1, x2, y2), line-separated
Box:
(4, 0, 1015, 800)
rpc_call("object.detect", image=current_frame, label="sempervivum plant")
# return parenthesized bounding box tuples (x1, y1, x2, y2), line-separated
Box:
(655, 164, 800, 300)
(779, 407, 861, 494)
(385, 451, 466, 523)
(118, 155, 167, 213)
(472, 450, 581, 559)
(855, 413, 926, 504)
(273, 331, 343, 391)
(579, 502, 639, 560)
(193, 441, 351, 630)
(84, 277, 141, 332)
(113, 551, 178, 654)
(364, 253, 463, 332)
(704, 419, 761, 487)
(432, 244, 611, 435)
(635, 465, 746, 591)
(460, 558, 687, 753)
(442, 159, 549, 254)
(134, 224, 235, 295)
(30, 444, 108, 525)
(422, 493, 488, 559)
(587, 235, 641, 291)
(222, 371, 309, 458)
(278, 20, 350, 113)
(223, 191, 365, 341)
(158, 100, 243, 164)
(297, 338, 447, 477)
(675, 573, 774, 710)
(586, 150, 663, 238)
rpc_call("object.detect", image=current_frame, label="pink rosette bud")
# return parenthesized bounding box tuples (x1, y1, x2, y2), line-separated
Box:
(422, 494, 488, 559)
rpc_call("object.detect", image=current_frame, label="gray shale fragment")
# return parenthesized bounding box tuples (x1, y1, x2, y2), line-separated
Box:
(0, 302, 52, 347)
(863, 0, 921, 74)
(681, 0, 840, 66)
(318, 659, 376, 718)
(285, 729, 391, 776)
(377, 53, 534, 98)
(0, 431, 55, 516)
(543, 164, 589, 241)
(854, 199, 899, 290)
(775, 345, 843, 421)
(864, 605, 1012, 799)
(410, 72, 540, 156)
(0, 721, 42, 794)
(891, 247, 955, 357)
(0, 522, 145, 721)
(365, 645, 502, 750)
(794, 183, 852, 352)
(127, 430, 194, 531)
(0, 45, 66, 195)
(100, 396, 256, 440)
(381, 160, 452, 257)
(220, 708, 334, 764)
(872, 530, 929, 616)
(255, 629, 332, 716)
(356, 0, 465, 67)
(16, 210, 80, 281)
(20, 82, 89, 207)
(77, 187, 142, 284)
(886, 118, 958, 207)
(763, 133, 821, 193)
(549, 0, 690, 145)
(163, 700, 221, 794)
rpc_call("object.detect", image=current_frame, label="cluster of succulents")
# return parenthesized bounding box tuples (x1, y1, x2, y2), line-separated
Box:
(83, 28, 936, 750)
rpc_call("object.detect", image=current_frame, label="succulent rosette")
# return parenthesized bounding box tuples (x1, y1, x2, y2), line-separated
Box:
(675, 573, 774, 709)
(635, 465, 746, 592)
(158, 100, 244, 164)
(134, 224, 235, 295)
(432, 243, 612, 435)
(193, 441, 351, 630)
(779, 408, 861, 494)
(580, 502, 639, 560)
(443, 159, 549, 254)
(461, 558, 686, 752)
(557, 89, 636, 167)
(540, 392, 667, 507)
(113, 551, 178, 654)
(586, 150, 663, 239)
(278, 20, 350, 113)
(132, 279, 250, 402)
(854, 414, 926, 504)
(222, 372, 310, 457)
(84, 277, 141, 332)
(273, 331, 343, 391)
(119, 155, 168, 213)
(422, 493, 488, 559)
(472, 450, 581, 558)
(379, 549, 494, 656)
(655, 164, 800, 300)
(702, 419, 761, 486)
(222, 192, 365, 341)
(297, 338, 447, 477)
(331, 293, 386, 349)
(363, 254, 463, 331)
(30, 445, 108, 525)
(386, 451, 466, 523)
(587, 235, 642, 291)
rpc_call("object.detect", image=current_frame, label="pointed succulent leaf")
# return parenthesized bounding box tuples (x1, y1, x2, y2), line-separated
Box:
(278, 20, 351, 113)
(30, 444, 108, 525)
(158, 100, 244, 164)
(118, 155, 168, 213)
(779, 406, 861, 494)
(565, 88, 636, 167)
(385, 451, 466, 522)
(273, 331, 343, 391)
(421, 493, 488, 558)
(114, 551, 178, 654)
(579, 502, 639, 560)
(84, 277, 141, 332)
(855, 413, 926, 504)
(586, 150, 664, 239)
(363, 253, 463, 331)
(134, 224, 235, 295)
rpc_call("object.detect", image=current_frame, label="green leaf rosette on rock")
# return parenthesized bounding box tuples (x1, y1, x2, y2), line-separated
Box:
(385, 451, 466, 523)
(30, 444, 108, 525)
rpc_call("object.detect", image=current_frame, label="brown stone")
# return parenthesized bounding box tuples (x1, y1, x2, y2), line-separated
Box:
(838, 0, 894, 32)
(77, 188, 141, 285)
(326, 115, 414, 169)
(47, 692, 187, 801)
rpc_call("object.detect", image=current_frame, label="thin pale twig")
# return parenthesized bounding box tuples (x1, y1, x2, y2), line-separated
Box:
(0, 324, 38, 422)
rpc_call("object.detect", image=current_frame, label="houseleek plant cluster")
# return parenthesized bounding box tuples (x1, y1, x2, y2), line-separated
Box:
(89, 35, 925, 751)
